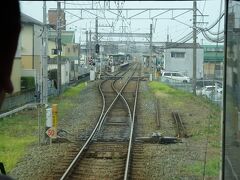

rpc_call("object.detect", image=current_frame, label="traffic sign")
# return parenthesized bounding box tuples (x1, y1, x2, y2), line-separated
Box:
(46, 127, 57, 138)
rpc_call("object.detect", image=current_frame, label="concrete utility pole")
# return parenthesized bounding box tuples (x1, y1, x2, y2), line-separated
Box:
(89, 30, 92, 59)
(42, 1, 48, 105)
(150, 24, 153, 75)
(95, 17, 99, 45)
(192, 0, 197, 95)
(86, 30, 88, 64)
(57, 2, 62, 95)
(95, 17, 100, 74)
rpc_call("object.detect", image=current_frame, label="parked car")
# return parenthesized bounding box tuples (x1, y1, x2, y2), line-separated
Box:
(201, 85, 222, 99)
(161, 71, 190, 83)
(217, 87, 223, 94)
(196, 79, 222, 89)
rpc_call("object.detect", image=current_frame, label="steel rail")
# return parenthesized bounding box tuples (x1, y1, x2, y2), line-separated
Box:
(110, 64, 138, 126)
(156, 99, 160, 128)
(112, 80, 132, 126)
(172, 112, 187, 138)
(60, 77, 132, 180)
(60, 80, 106, 180)
(124, 77, 140, 180)
(176, 112, 187, 137)
(172, 112, 180, 137)
(98, 66, 138, 131)
(60, 64, 136, 179)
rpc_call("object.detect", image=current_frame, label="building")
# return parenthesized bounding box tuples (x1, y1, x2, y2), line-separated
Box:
(64, 43, 79, 58)
(11, 42, 22, 93)
(48, 58, 70, 85)
(48, 30, 76, 58)
(48, 9, 66, 30)
(48, 30, 81, 82)
(163, 42, 204, 78)
(48, 30, 75, 44)
(203, 45, 224, 80)
(48, 39, 66, 58)
(20, 13, 43, 83)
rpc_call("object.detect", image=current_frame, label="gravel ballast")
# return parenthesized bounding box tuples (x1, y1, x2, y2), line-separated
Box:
(8, 79, 221, 179)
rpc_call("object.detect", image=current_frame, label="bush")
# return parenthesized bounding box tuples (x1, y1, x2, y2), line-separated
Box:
(21, 77, 35, 90)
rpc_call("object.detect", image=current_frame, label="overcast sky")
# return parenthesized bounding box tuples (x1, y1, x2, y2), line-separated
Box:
(20, 1, 224, 45)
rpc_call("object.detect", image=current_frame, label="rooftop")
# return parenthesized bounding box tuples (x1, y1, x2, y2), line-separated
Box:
(164, 42, 201, 49)
(48, 30, 75, 44)
(21, 13, 43, 26)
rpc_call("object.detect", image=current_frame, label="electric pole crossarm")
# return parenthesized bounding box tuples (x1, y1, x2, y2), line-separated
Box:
(98, 32, 150, 38)
(151, 10, 170, 19)
(172, 9, 192, 19)
(50, 8, 193, 11)
(50, 7, 193, 21)
(128, 9, 148, 19)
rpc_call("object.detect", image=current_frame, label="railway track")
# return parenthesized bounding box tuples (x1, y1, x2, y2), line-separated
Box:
(57, 63, 141, 180)
(172, 111, 187, 138)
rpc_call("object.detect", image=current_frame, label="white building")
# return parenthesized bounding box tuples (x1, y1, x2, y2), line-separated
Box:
(163, 42, 204, 79)
(48, 60, 70, 85)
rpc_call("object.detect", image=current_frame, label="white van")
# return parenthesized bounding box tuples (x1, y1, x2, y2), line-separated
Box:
(161, 71, 190, 83)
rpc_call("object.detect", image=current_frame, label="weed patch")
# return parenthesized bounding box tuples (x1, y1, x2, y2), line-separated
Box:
(0, 82, 86, 172)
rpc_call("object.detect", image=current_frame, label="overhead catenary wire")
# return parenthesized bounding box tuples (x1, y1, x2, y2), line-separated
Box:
(98, 1, 112, 27)
(60, 1, 92, 6)
(201, 29, 224, 43)
(197, 10, 224, 43)
(57, 1, 224, 46)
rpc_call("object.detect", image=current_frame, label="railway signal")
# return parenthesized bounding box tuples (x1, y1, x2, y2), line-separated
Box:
(95, 44, 100, 53)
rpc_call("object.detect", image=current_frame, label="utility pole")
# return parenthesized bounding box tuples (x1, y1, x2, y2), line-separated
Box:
(193, 0, 197, 95)
(86, 30, 88, 65)
(42, 1, 48, 105)
(95, 17, 99, 45)
(95, 17, 100, 75)
(78, 40, 80, 79)
(89, 30, 92, 60)
(150, 24, 153, 79)
(57, 2, 62, 95)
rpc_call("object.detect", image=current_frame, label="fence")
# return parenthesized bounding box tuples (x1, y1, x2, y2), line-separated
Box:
(0, 74, 90, 113)
(0, 89, 36, 113)
(160, 77, 223, 107)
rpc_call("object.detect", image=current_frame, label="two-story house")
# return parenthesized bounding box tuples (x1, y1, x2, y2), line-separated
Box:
(10, 41, 22, 93)
(48, 30, 80, 82)
(20, 13, 43, 84)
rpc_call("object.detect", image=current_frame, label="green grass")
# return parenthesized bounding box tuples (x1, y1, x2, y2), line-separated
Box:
(0, 135, 36, 172)
(0, 114, 38, 172)
(183, 156, 220, 177)
(62, 83, 86, 97)
(0, 82, 86, 173)
(148, 81, 221, 177)
(148, 81, 193, 98)
(50, 83, 86, 117)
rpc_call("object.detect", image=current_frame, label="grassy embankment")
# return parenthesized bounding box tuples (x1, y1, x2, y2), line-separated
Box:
(148, 81, 221, 178)
(0, 83, 86, 172)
